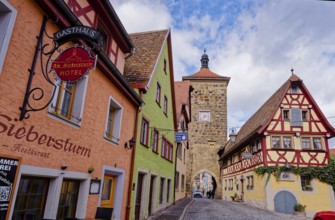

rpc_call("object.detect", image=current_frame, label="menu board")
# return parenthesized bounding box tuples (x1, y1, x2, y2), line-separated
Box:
(0, 155, 21, 220)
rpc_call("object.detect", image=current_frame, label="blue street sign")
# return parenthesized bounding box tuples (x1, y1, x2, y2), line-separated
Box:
(176, 132, 188, 142)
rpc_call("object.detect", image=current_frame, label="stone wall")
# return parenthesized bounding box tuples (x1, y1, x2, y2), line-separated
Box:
(186, 80, 228, 198)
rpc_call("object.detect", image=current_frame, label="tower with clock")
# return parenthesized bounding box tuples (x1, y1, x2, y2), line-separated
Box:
(182, 51, 230, 198)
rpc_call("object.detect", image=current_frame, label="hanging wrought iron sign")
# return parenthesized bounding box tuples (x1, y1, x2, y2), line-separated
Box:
(19, 16, 102, 121)
(51, 46, 97, 82)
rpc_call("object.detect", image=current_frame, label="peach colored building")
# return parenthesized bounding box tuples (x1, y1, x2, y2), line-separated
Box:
(0, 0, 142, 219)
(174, 81, 192, 202)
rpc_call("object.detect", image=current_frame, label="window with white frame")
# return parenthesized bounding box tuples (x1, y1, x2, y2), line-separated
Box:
(49, 77, 88, 125)
(283, 109, 290, 120)
(0, 0, 17, 75)
(301, 137, 323, 150)
(177, 143, 182, 158)
(105, 97, 122, 144)
(246, 175, 254, 190)
(301, 175, 313, 191)
(140, 117, 149, 146)
(162, 137, 173, 161)
(283, 136, 292, 149)
(271, 136, 281, 148)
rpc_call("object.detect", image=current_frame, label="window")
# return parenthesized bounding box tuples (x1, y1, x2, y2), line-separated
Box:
(183, 148, 186, 164)
(181, 175, 185, 191)
(224, 180, 227, 191)
(256, 139, 262, 151)
(291, 85, 298, 93)
(301, 137, 311, 149)
(302, 110, 309, 121)
(156, 82, 161, 105)
(97, 22, 109, 51)
(271, 136, 281, 148)
(152, 129, 159, 152)
(159, 177, 165, 204)
(313, 137, 322, 150)
(177, 143, 182, 158)
(246, 175, 254, 190)
(181, 120, 185, 130)
(161, 138, 173, 161)
(283, 110, 290, 120)
(13, 176, 49, 219)
(0, 0, 17, 75)
(57, 179, 80, 219)
(50, 78, 88, 125)
(291, 108, 302, 126)
(175, 171, 179, 191)
(166, 179, 171, 202)
(283, 137, 292, 149)
(163, 95, 168, 115)
(301, 137, 323, 150)
(163, 58, 167, 73)
(140, 118, 149, 146)
(301, 175, 313, 191)
(105, 97, 122, 144)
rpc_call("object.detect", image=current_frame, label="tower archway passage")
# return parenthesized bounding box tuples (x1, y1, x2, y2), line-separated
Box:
(183, 52, 230, 199)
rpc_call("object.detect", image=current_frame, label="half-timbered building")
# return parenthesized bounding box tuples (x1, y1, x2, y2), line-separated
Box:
(218, 73, 335, 217)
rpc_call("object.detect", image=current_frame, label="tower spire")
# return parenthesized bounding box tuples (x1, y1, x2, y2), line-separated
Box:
(201, 49, 209, 69)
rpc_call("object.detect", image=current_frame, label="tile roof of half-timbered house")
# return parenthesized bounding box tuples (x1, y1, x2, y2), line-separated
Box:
(220, 73, 335, 158)
(124, 29, 170, 89)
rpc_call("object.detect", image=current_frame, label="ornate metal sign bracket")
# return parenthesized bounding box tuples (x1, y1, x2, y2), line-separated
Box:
(19, 16, 56, 120)
(19, 16, 101, 121)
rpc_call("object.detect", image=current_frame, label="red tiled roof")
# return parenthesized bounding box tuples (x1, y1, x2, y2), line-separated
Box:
(221, 74, 302, 157)
(174, 81, 192, 122)
(183, 68, 230, 81)
(124, 29, 169, 88)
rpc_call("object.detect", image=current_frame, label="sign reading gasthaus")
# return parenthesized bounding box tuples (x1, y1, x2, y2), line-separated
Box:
(0, 155, 21, 220)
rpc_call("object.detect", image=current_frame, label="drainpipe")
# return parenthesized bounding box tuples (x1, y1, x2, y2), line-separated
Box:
(125, 103, 141, 220)
(173, 143, 179, 205)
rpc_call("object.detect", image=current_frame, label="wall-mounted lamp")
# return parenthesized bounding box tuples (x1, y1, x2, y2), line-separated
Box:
(125, 137, 135, 150)
(326, 133, 330, 138)
(280, 103, 284, 108)
(61, 164, 68, 170)
(240, 175, 244, 182)
(308, 104, 312, 109)
(264, 131, 268, 136)
(295, 132, 300, 137)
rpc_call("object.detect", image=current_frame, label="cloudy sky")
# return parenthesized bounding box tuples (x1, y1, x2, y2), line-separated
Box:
(112, 0, 335, 147)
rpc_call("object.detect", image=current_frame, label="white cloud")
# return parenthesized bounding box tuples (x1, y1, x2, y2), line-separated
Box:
(112, 0, 335, 145)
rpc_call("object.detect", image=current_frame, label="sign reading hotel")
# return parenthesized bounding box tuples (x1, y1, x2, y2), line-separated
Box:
(0, 155, 21, 220)
(51, 46, 97, 82)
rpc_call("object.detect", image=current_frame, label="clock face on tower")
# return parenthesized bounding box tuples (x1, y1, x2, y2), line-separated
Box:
(199, 111, 210, 122)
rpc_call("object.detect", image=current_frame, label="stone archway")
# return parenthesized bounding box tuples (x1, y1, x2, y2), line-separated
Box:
(191, 169, 219, 198)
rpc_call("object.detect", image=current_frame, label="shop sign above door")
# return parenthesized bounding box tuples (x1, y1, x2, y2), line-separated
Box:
(51, 46, 97, 82)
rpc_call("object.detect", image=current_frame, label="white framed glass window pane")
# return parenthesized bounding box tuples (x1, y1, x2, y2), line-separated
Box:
(283, 137, 292, 149)
(105, 97, 122, 144)
(301, 137, 310, 149)
(313, 137, 322, 150)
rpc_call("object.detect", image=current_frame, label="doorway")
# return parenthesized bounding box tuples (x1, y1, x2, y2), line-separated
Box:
(148, 175, 156, 215)
(101, 175, 116, 208)
(135, 173, 145, 220)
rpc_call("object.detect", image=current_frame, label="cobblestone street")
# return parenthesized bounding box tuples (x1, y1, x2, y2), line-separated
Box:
(183, 199, 312, 220)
